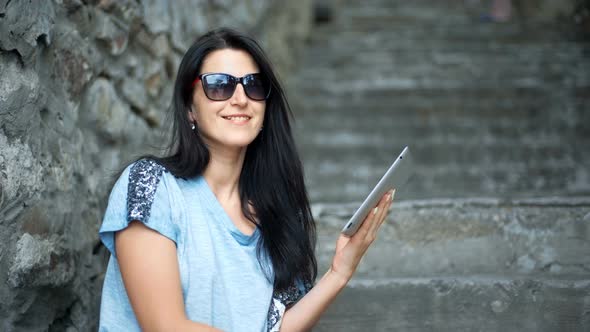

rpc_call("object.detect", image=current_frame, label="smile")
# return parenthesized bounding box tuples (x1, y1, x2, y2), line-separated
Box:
(221, 115, 251, 124)
(222, 115, 250, 122)
(222, 116, 250, 121)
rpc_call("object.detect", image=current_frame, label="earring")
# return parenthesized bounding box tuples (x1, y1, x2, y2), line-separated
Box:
(191, 123, 196, 130)
(260, 125, 263, 132)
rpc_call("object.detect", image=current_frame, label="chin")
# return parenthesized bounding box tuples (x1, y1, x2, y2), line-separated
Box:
(223, 134, 259, 148)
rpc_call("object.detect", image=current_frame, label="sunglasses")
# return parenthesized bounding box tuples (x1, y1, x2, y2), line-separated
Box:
(192, 73, 271, 101)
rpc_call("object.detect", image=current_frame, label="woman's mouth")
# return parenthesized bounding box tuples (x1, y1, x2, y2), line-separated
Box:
(222, 115, 251, 124)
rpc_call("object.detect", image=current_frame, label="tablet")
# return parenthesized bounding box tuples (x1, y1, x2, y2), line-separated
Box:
(341, 146, 413, 236)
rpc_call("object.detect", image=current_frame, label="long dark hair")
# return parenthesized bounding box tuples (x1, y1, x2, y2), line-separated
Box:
(146, 27, 317, 291)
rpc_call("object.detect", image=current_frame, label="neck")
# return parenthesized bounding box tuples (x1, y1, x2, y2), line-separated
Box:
(202, 142, 247, 202)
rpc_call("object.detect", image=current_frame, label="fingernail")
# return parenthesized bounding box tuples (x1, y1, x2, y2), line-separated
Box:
(373, 207, 379, 215)
(391, 189, 396, 200)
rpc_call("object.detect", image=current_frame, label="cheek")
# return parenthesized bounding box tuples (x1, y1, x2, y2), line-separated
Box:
(193, 101, 220, 122)
(192, 91, 211, 119)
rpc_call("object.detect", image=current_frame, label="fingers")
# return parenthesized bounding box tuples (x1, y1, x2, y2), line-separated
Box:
(353, 190, 389, 240)
(333, 189, 396, 280)
(351, 189, 396, 249)
(377, 189, 395, 230)
(382, 189, 395, 222)
(368, 189, 394, 238)
(366, 192, 388, 236)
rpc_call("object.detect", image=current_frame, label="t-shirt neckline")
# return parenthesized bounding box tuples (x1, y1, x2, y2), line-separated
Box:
(195, 176, 259, 246)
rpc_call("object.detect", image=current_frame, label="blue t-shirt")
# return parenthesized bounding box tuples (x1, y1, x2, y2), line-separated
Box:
(98, 159, 309, 331)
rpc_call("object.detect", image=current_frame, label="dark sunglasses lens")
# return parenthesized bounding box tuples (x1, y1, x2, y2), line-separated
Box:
(203, 74, 235, 101)
(243, 74, 270, 100)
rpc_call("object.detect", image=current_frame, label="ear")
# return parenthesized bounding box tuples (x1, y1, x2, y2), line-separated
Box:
(187, 108, 195, 122)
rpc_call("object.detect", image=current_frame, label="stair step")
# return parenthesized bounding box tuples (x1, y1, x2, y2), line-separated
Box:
(294, 117, 574, 137)
(301, 42, 585, 61)
(302, 154, 588, 202)
(298, 141, 580, 163)
(288, 84, 574, 102)
(315, 277, 590, 332)
(313, 197, 590, 276)
(306, 34, 584, 55)
(304, 168, 587, 202)
(288, 90, 562, 115)
(312, 13, 577, 40)
(293, 61, 587, 85)
(291, 76, 588, 94)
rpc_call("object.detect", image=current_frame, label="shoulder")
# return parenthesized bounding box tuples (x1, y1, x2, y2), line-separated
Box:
(127, 158, 173, 192)
(128, 158, 168, 181)
(127, 158, 171, 222)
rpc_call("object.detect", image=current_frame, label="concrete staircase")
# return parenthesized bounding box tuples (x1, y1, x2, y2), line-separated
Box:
(290, 0, 589, 202)
(312, 198, 590, 331)
(288, 0, 590, 330)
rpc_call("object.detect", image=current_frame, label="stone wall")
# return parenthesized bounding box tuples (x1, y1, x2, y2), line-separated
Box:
(0, 0, 312, 330)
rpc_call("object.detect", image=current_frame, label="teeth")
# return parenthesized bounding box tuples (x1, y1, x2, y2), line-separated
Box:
(224, 116, 250, 121)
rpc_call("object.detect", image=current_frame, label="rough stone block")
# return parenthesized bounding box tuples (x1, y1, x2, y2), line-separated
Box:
(0, 0, 55, 64)
(314, 197, 590, 278)
(0, 53, 43, 140)
(8, 233, 74, 288)
(81, 78, 132, 142)
(315, 277, 590, 332)
(0, 132, 45, 214)
(93, 8, 129, 56)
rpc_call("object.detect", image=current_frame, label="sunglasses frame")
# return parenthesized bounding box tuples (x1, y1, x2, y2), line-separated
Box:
(192, 73, 271, 101)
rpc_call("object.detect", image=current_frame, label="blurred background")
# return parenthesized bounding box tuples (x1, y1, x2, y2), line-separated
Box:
(0, 0, 589, 331)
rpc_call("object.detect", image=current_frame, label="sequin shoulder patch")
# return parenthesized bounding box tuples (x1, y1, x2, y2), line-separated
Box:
(127, 159, 166, 224)
(267, 280, 313, 331)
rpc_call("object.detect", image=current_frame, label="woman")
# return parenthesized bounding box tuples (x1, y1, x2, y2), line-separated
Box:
(98, 27, 394, 331)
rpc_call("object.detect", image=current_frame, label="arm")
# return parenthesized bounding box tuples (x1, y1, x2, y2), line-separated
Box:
(115, 221, 222, 332)
(279, 189, 395, 332)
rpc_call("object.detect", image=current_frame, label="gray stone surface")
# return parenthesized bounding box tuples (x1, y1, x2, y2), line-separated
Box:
(8, 233, 75, 288)
(291, 0, 590, 330)
(314, 197, 590, 278)
(315, 277, 590, 331)
(313, 198, 590, 331)
(290, 0, 590, 203)
(0, 1, 312, 331)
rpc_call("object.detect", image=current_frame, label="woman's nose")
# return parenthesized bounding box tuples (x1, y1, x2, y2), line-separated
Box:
(230, 83, 248, 105)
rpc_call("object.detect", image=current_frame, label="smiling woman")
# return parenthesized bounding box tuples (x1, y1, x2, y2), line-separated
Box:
(97, 27, 393, 332)
(189, 49, 267, 149)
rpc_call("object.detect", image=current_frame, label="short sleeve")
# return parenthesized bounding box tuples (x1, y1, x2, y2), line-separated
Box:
(267, 278, 314, 331)
(99, 159, 180, 258)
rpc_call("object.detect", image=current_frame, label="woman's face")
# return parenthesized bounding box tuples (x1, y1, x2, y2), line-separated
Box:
(189, 48, 266, 150)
